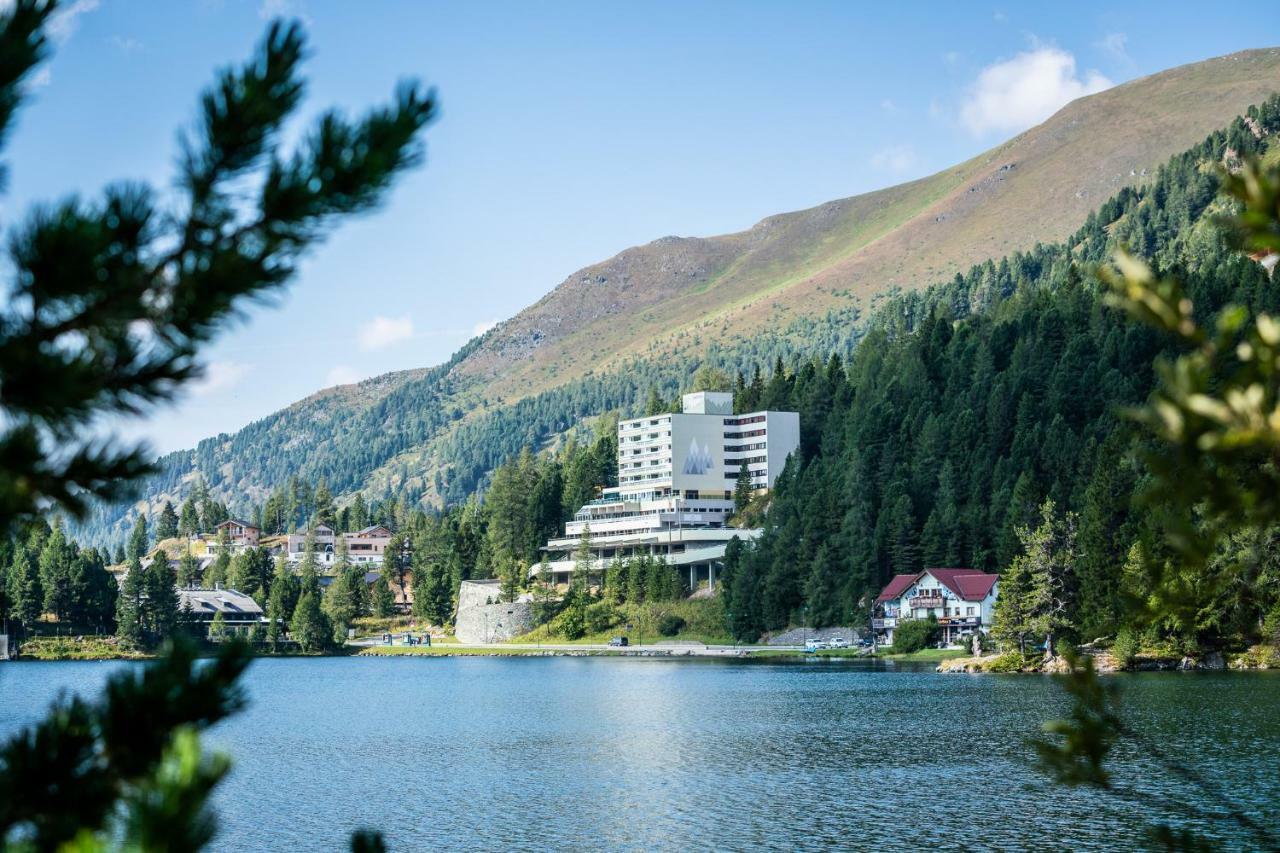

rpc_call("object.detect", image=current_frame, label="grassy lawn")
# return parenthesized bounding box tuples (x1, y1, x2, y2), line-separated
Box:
(358, 645, 619, 657)
(875, 648, 969, 661)
(515, 598, 734, 647)
(17, 636, 152, 661)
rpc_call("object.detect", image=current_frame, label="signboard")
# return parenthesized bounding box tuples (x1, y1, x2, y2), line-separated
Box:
(670, 414, 730, 495)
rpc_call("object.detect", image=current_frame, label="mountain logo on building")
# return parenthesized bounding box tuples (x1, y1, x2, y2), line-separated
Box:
(682, 438, 716, 476)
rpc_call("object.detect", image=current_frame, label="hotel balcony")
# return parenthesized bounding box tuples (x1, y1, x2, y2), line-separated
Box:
(908, 595, 944, 609)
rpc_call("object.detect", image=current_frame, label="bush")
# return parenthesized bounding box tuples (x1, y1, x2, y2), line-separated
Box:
(984, 651, 1028, 673)
(891, 618, 939, 653)
(585, 601, 620, 635)
(657, 614, 687, 637)
(1111, 627, 1140, 670)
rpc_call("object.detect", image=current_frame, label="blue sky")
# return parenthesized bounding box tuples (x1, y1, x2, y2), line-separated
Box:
(9, 0, 1280, 453)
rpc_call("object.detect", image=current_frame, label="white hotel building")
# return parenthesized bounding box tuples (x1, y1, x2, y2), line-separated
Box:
(537, 391, 800, 590)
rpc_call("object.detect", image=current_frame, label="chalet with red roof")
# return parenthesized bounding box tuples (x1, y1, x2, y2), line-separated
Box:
(872, 567, 999, 648)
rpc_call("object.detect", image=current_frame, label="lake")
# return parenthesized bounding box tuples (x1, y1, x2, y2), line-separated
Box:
(3, 657, 1278, 850)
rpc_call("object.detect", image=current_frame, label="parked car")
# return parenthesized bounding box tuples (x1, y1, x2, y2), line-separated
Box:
(609, 636, 629, 647)
(804, 639, 827, 652)
(829, 636, 849, 649)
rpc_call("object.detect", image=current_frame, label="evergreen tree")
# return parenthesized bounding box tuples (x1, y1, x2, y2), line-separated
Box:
(177, 552, 202, 588)
(266, 555, 298, 647)
(733, 460, 753, 514)
(129, 514, 150, 560)
(178, 496, 200, 537)
(143, 559, 181, 641)
(116, 556, 145, 645)
(156, 501, 179, 541)
(1022, 499, 1079, 658)
(37, 522, 72, 621)
(370, 575, 396, 618)
(9, 547, 41, 631)
(290, 565, 329, 652)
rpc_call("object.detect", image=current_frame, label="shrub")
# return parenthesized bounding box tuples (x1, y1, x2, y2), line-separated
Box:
(657, 614, 687, 637)
(891, 618, 939, 653)
(1111, 627, 1140, 670)
(585, 601, 620, 635)
(984, 651, 1028, 673)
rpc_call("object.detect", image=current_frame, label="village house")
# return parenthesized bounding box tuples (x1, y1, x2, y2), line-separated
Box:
(215, 518, 261, 547)
(872, 568, 999, 648)
(177, 587, 265, 637)
(280, 523, 394, 565)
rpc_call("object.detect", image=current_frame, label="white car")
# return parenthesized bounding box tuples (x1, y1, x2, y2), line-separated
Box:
(804, 639, 827, 652)
(829, 637, 849, 649)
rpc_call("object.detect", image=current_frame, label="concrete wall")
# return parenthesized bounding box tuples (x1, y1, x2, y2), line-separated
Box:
(454, 580, 535, 644)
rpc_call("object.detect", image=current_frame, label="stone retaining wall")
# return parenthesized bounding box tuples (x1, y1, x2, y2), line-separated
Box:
(762, 625, 863, 646)
(454, 580, 535, 644)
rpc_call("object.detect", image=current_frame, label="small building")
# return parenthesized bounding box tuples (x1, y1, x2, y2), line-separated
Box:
(215, 519, 261, 547)
(873, 568, 999, 648)
(280, 524, 393, 566)
(177, 588, 265, 637)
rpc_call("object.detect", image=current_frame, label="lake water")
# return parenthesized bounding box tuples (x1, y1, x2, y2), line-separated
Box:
(3, 657, 1279, 851)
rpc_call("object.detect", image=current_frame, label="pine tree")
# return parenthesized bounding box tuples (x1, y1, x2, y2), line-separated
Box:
(265, 554, 299, 646)
(733, 460, 753, 514)
(9, 547, 41, 630)
(370, 575, 395, 618)
(143, 559, 180, 641)
(290, 565, 329, 652)
(178, 496, 200, 537)
(1023, 499, 1079, 659)
(129, 514, 150, 560)
(156, 501, 179, 541)
(116, 556, 145, 645)
(38, 522, 71, 621)
(177, 552, 202, 588)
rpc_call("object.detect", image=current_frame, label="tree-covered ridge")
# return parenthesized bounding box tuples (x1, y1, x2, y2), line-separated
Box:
(74, 57, 1280, 549)
(721, 96, 1280, 645)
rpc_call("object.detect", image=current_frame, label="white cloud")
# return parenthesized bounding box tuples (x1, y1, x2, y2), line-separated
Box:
(471, 319, 498, 338)
(357, 315, 414, 351)
(190, 360, 250, 398)
(870, 145, 917, 174)
(959, 46, 1111, 137)
(259, 0, 312, 24)
(47, 0, 100, 44)
(110, 35, 143, 54)
(28, 66, 51, 89)
(325, 365, 362, 386)
(1095, 32, 1130, 63)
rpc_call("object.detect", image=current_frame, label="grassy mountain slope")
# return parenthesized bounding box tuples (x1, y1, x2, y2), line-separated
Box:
(460, 49, 1280, 398)
(79, 48, 1280, 545)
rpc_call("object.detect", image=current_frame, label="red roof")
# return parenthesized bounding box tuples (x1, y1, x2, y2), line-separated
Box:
(929, 568, 998, 601)
(876, 573, 921, 602)
(875, 568, 998, 603)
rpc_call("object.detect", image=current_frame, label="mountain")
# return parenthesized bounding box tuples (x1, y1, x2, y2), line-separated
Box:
(78, 48, 1280, 546)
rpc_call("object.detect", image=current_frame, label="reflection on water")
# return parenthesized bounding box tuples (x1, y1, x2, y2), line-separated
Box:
(3, 657, 1278, 850)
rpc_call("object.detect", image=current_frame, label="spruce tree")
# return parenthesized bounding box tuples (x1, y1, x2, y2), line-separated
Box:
(156, 501, 179, 541)
(370, 575, 396, 618)
(9, 547, 41, 630)
(177, 552, 202, 588)
(290, 565, 329, 652)
(116, 556, 144, 645)
(144, 559, 181, 641)
(129, 514, 150, 560)
(733, 460, 753, 514)
(178, 497, 200, 537)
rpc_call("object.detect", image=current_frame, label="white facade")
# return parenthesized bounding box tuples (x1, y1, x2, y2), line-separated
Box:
(873, 568, 999, 648)
(537, 391, 799, 589)
(282, 524, 392, 566)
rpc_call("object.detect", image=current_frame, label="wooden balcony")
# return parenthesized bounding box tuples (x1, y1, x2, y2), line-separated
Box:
(908, 595, 944, 609)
